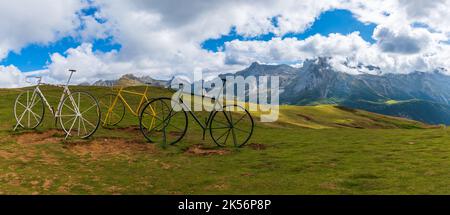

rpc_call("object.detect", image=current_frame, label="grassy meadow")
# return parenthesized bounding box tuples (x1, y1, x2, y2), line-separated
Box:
(0, 85, 449, 194)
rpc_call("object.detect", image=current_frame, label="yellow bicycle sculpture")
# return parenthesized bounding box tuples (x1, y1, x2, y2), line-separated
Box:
(99, 85, 156, 128)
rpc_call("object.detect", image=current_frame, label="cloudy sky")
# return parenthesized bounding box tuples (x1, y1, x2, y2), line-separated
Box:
(0, 0, 449, 87)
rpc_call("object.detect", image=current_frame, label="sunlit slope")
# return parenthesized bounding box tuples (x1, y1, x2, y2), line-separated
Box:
(158, 89, 431, 129)
(269, 105, 431, 129)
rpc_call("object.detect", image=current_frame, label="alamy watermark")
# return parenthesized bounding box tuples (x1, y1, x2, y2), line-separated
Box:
(170, 70, 280, 122)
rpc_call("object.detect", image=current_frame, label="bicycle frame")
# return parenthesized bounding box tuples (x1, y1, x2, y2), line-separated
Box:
(115, 86, 150, 116)
(14, 71, 84, 138)
(102, 86, 151, 127)
(176, 84, 226, 139)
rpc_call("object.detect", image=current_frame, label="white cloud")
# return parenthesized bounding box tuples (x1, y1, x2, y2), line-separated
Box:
(223, 31, 450, 74)
(0, 0, 86, 60)
(84, 0, 450, 78)
(47, 43, 128, 84)
(373, 26, 434, 54)
(223, 32, 372, 69)
(0, 65, 27, 88)
(1, 0, 450, 87)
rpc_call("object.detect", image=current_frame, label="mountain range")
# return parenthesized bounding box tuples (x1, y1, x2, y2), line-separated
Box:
(85, 58, 450, 125)
(229, 58, 450, 125)
(91, 74, 170, 87)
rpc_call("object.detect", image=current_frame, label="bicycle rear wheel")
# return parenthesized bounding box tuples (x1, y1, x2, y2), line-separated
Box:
(99, 93, 125, 127)
(139, 97, 188, 145)
(59, 91, 101, 139)
(14, 90, 45, 129)
(210, 105, 254, 147)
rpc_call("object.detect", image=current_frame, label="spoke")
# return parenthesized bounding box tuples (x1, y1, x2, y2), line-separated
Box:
(26, 91, 29, 107)
(228, 111, 233, 123)
(231, 127, 238, 147)
(80, 115, 88, 135)
(143, 108, 158, 116)
(60, 114, 77, 117)
(211, 126, 231, 129)
(81, 104, 97, 115)
(16, 109, 27, 126)
(16, 101, 27, 109)
(222, 128, 231, 145)
(78, 112, 81, 136)
(142, 114, 163, 130)
(66, 116, 78, 137)
(213, 117, 231, 127)
(216, 128, 232, 141)
(113, 111, 122, 118)
(149, 112, 184, 131)
(146, 117, 167, 133)
(27, 105, 31, 128)
(165, 121, 184, 131)
(63, 116, 77, 126)
(233, 114, 247, 126)
(63, 102, 76, 113)
(29, 95, 40, 109)
(232, 126, 251, 134)
(30, 110, 41, 123)
(227, 111, 238, 146)
(80, 116, 96, 128)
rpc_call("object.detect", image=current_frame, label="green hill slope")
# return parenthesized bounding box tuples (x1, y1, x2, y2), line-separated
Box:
(270, 105, 431, 129)
(344, 99, 450, 125)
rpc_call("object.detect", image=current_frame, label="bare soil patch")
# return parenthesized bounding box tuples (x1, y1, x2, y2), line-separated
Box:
(0, 150, 15, 159)
(334, 123, 364, 129)
(296, 113, 314, 121)
(109, 126, 141, 133)
(15, 130, 64, 145)
(185, 145, 230, 156)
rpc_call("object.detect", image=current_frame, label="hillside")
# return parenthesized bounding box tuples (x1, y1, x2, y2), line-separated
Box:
(0, 85, 448, 195)
(271, 105, 431, 129)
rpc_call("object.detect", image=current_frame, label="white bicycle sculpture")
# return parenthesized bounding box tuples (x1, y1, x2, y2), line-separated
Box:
(13, 69, 101, 139)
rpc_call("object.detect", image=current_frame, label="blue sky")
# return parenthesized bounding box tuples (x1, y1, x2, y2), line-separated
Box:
(1, 9, 375, 72)
(0, 5, 120, 72)
(202, 9, 376, 52)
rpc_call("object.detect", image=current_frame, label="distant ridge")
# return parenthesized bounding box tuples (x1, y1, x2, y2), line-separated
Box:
(89, 74, 170, 87)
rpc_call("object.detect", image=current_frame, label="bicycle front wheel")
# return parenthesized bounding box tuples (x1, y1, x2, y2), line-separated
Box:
(59, 91, 101, 139)
(14, 90, 45, 129)
(139, 97, 188, 145)
(210, 105, 254, 147)
(99, 93, 125, 127)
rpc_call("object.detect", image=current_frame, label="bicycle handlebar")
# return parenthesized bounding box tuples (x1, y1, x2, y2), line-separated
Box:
(23, 69, 77, 86)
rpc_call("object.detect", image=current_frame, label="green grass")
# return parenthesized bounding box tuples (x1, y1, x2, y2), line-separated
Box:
(385, 99, 399, 105)
(0, 85, 449, 194)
